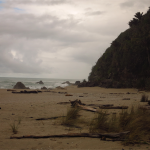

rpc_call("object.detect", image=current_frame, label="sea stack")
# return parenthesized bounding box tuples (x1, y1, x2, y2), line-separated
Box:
(13, 82, 28, 89)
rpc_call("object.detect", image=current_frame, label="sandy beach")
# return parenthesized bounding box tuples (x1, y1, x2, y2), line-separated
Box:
(0, 85, 150, 150)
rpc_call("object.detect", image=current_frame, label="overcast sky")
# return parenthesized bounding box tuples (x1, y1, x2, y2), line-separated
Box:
(0, 0, 150, 79)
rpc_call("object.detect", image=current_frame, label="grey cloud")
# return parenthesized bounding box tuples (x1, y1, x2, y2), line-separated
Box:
(120, 1, 134, 8)
(0, 13, 98, 43)
(0, 12, 101, 74)
(85, 10, 105, 16)
(3, 0, 72, 5)
(0, 35, 51, 74)
(120, 0, 150, 9)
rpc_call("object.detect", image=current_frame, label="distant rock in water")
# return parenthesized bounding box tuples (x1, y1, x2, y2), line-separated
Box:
(62, 81, 73, 85)
(13, 82, 29, 89)
(41, 86, 47, 90)
(36, 81, 44, 84)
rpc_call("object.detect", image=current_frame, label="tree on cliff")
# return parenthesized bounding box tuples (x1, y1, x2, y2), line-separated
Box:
(79, 7, 150, 90)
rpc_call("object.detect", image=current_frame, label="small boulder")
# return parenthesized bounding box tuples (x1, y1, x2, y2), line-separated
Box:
(36, 81, 44, 84)
(41, 86, 47, 90)
(13, 82, 28, 89)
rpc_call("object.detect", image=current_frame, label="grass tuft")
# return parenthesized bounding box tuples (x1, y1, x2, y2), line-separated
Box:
(89, 106, 150, 145)
(61, 107, 80, 126)
(10, 121, 19, 134)
(140, 94, 148, 102)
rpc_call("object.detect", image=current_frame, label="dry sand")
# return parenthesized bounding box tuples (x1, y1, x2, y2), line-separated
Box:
(0, 85, 150, 150)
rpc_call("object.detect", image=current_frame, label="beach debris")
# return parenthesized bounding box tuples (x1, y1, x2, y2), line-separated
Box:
(12, 90, 38, 94)
(99, 106, 128, 109)
(57, 102, 70, 104)
(36, 81, 44, 84)
(37, 90, 42, 93)
(79, 96, 84, 97)
(10, 131, 130, 140)
(0, 107, 1, 109)
(87, 104, 113, 107)
(70, 100, 128, 111)
(65, 94, 73, 96)
(36, 116, 65, 120)
(70, 100, 96, 112)
(70, 99, 85, 106)
(122, 98, 130, 100)
(13, 82, 29, 89)
(7, 89, 16, 92)
(58, 92, 67, 94)
(43, 90, 51, 92)
(109, 93, 124, 94)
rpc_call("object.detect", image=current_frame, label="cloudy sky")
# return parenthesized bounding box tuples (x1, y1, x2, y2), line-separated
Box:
(0, 0, 150, 79)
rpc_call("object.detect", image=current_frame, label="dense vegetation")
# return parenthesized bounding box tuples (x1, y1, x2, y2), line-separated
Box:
(84, 7, 150, 89)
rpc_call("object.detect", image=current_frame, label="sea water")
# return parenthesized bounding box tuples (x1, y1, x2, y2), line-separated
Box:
(0, 77, 80, 89)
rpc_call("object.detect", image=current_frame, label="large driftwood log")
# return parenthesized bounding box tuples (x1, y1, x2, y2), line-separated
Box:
(70, 100, 128, 112)
(12, 90, 39, 94)
(10, 131, 130, 139)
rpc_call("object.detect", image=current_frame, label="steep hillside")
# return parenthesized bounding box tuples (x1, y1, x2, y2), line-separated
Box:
(80, 8, 150, 90)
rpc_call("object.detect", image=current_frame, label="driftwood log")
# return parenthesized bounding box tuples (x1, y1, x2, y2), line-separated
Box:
(36, 116, 65, 120)
(99, 106, 128, 109)
(86, 104, 113, 107)
(7, 89, 16, 92)
(70, 100, 85, 107)
(10, 131, 130, 140)
(70, 100, 128, 112)
(65, 94, 73, 96)
(12, 90, 40, 94)
(57, 102, 70, 105)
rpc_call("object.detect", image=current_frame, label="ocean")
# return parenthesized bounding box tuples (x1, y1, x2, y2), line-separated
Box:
(0, 77, 81, 89)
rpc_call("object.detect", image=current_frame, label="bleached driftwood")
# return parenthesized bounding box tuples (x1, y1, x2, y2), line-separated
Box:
(70, 100, 128, 112)
(10, 131, 130, 140)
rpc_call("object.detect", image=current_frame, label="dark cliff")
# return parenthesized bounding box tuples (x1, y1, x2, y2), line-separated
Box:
(80, 8, 150, 90)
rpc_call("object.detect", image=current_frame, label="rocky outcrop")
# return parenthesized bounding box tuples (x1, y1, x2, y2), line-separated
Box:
(75, 81, 80, 85)
(13, 82, 29, 89)
(83, 8, 150, 90)
(36, 81, 44, 84)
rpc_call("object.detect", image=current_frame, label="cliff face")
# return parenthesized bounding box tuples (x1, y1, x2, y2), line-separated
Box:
(81, 8, 150, 89)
